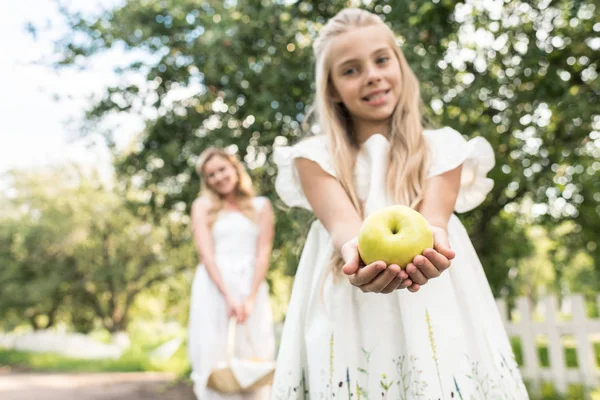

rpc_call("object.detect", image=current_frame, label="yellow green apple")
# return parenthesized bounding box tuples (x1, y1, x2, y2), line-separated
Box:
(358, 205, 433, 268)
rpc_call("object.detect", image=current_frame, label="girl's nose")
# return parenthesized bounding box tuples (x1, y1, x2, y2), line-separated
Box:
(365, 64, 382, 85)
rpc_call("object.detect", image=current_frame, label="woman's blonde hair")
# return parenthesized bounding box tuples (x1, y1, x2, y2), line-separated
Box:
(195, 147, 256, 228)
(309, 8, 429, 270)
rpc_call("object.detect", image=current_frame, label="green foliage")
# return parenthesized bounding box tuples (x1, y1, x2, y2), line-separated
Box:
(0, 166, 196, 332)
(28, 0, 600, 305)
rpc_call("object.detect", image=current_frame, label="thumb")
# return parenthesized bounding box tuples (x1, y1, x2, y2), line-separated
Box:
(342, 251, 360, 276)
(433, 229, 455, 260)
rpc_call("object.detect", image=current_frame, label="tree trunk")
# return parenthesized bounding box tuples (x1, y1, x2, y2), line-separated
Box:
(28, 315, 41, 330)
(45, 296, 61, 329)
(106, 304, 129, 333)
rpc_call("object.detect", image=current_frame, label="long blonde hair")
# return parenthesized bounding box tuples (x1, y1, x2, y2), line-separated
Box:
(309, 8, 430, 270)
(195, 147, 256, 228)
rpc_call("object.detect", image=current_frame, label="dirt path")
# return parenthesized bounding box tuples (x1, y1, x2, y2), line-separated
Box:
(0, 370, 195, 400)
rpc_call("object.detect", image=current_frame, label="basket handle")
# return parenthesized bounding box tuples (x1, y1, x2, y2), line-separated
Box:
(226, 316, 237, 361)
(225, 316, 259, 361)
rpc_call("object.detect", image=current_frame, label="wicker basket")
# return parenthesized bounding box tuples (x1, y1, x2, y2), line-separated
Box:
(206, 317, 275, 394)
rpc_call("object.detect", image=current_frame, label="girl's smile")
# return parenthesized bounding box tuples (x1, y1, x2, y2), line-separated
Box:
(362, 88, 392, 105)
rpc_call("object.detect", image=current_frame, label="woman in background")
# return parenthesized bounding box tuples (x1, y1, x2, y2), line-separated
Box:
(188, 147, 275, 400)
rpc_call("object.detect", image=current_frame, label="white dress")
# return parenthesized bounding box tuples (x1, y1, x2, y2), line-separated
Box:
(188, 197, 276, 400)
(271, 128, 529, 400)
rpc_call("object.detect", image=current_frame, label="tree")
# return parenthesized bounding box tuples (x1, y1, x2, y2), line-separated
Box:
(37, 0, 598, 298)
(0, 166, 195, 332)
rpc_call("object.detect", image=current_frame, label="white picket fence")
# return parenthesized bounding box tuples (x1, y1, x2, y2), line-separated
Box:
(496, 294, 600, 395)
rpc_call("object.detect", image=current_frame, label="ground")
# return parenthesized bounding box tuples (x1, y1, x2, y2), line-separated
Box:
(0, 368, 196, 400)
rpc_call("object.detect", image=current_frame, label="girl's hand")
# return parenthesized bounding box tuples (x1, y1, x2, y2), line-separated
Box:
(341, 238, 416, 293)
(225, 295, 242, 322)
(405, 225, 455, 286)
(238, 295, 256, 323)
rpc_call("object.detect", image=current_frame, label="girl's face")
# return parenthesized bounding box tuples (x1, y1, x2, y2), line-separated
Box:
(328, 25, 402, 127)
(203, 155, 239, 196)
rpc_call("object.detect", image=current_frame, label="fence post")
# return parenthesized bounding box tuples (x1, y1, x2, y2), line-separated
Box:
(544, 295, 567, 393)
(517, 297, 540, 393)
(571, 295, 597, 390)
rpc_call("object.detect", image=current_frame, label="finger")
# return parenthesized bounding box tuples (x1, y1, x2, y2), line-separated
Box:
(360, 264, 401, 293)
(399, 277, 413, 289)
(381, 275, 403, 294)
(398, 269, 409, 281)
(407, 283, 420, 293)
(342, 250, 361, 276)
(405, 263, 428, 286)
(423, 248, 452, 272)
(348, 261, 386, 286)
(413, 255, 441, 279)
(432, 230, 455, 260)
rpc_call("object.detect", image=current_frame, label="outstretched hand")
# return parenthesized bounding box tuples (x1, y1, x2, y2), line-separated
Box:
(341, 224, 455, 293)
(341, 238, 418, 293)
(404, 225, 455, 287)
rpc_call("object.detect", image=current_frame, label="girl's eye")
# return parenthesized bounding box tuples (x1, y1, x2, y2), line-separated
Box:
(343, 67, 357, 76)
(376, 56, 389, 64)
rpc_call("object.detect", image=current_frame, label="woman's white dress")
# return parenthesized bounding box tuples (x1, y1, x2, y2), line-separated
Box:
(188, 197, 276, 400)
(271, 128, 529, 400)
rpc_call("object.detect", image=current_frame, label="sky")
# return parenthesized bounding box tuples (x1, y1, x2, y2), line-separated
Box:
(0, 0, 142, 178)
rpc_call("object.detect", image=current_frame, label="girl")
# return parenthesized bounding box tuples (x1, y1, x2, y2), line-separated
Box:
(272, 8, 528, 400)
(188, 147, 276, 400)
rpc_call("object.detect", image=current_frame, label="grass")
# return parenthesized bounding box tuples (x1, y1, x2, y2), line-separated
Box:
(0, 320, 192, 377)
(0, 340, 190, 376)
(524, 381, 588, 400)
(0, 347, 147, 373)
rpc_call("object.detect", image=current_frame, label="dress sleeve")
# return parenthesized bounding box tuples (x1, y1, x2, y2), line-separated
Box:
(273, 136, 336, 211)
(425, 127, 495, 213)
(252, 196, 269, 212)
